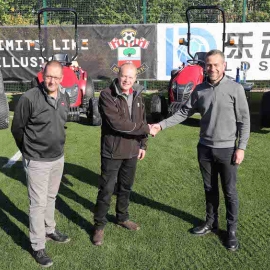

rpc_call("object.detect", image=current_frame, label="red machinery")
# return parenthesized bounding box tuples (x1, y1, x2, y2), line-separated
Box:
(151, 5, 230, 122)
(32, 7, 100, 125)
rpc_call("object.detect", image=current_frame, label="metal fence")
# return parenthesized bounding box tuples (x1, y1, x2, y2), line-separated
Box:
(2, 0, 270, 92)
(3, 0, 268, 25)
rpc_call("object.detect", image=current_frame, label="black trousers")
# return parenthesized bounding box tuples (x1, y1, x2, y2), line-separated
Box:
(94, 156, 138, 229)
(197, 143, 238, 231)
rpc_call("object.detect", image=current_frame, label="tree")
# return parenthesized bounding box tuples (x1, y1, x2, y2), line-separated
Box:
(0, 0, 9, 24)
(1, 0, 270, 25)
(0, 0, 39, 25)
(246, 0, 270, 22)
(146, 0, 186, 23)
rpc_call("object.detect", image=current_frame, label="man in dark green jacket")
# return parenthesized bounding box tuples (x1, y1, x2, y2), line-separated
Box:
(93, 63, 150, 246)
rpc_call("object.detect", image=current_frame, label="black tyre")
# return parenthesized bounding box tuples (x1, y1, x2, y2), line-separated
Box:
(0, 92, 9, 130)
(150, 94, 168, 123)
(87, 97, 101, 126)
(83, 78, 95, 109)
(0, 69, 4, 94)
(260, 91, 270, 128)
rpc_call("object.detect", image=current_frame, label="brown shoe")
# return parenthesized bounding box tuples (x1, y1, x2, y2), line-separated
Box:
(117, 220, 140, 231)
(93, 229, 104, 246)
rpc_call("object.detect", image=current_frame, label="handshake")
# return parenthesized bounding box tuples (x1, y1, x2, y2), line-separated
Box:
(148, 124, 161, 137)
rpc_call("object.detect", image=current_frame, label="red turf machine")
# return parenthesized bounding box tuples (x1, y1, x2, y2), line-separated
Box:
(151, 5, 230, 122)
(32, 7, 100, 125)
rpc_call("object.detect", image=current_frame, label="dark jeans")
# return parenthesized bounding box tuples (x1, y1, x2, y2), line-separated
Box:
(197, 143, 238, 232)
(94, 156, 138, 229)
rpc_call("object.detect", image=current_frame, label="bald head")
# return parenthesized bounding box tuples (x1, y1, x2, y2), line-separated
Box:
(44, 60, 63, 76)
(118, 62, 137, 77)
(43, 60, 63, 96)
(118, 63, 137, 93)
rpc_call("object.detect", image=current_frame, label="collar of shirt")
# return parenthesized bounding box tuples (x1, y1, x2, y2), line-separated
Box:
(42, 86, 60, 100)
(120, 88, 133, 99)
(207, 74, 225, 87)
(42, 86, 60, 109)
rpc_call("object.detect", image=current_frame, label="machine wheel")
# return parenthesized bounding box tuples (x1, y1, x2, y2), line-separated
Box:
(260, 91, 270, 128)
(83, 78, 95, 109)
(87, 97, 101, 126)
(0, 69, 4, 94)
(150, 94, 168, 123)
(0, 92, 9, 130)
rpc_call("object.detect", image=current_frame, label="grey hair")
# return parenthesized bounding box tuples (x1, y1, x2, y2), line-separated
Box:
(206, 49, 225, 62)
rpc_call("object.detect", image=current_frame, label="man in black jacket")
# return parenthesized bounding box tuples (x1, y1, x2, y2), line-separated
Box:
(93, 63, 150, 246)
(11, 61, 70, 267)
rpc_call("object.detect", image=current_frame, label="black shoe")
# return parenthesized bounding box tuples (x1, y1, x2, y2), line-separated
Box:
(226, 231, 239, 251)
(192, 222, 218, 235)
(46, 230, 70, 243)
(32, 249, 53, 268)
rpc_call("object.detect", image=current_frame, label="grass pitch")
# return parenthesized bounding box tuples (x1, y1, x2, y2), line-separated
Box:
(0, 93, 270, 269)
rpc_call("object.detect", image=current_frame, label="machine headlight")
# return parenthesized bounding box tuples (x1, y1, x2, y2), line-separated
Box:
(65, 84, 78, 98)
(172, 82, 177, 90)
(183, 82, 194, 93)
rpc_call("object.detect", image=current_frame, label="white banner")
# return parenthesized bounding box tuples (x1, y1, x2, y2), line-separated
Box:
(157, 23, 270, 81)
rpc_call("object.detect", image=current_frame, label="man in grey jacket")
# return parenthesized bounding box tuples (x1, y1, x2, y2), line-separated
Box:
(150, 49, 250, 251)
(12, 61, 70, 267)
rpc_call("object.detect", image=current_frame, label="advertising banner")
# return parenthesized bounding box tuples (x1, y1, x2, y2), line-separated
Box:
(157, 23, 270, 81)
(2, 23, 270, 82)
(0, 24, 157, 82)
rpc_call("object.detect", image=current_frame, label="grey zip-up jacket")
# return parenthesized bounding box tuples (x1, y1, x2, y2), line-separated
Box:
(159, 75, 250, 150)
(11, 86, 69, 161)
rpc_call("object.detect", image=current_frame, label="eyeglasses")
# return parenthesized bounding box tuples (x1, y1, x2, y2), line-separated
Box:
(44, 75, 62, 81)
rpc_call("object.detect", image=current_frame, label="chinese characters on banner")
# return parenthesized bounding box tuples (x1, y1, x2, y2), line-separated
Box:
(158, 23, 270, 80)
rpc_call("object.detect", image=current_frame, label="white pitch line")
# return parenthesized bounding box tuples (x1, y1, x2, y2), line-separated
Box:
(2, 151, 22, 168)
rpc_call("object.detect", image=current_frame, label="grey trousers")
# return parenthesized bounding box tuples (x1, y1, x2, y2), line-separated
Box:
(23, 155, 64, 251)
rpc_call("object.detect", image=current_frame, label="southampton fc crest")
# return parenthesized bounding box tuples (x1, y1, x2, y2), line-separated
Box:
(108, 28, 150, 75)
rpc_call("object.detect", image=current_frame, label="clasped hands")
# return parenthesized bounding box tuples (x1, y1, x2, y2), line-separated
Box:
(148, 124, 161, 137)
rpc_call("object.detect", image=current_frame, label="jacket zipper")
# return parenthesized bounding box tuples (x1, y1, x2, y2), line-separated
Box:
(130, 92, 139, 120)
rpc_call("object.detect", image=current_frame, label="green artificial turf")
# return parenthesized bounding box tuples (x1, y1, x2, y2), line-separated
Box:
(0, 96, 270, 269)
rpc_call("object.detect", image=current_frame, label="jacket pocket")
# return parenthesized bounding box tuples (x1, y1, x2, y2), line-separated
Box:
(102, 135, 117, 157)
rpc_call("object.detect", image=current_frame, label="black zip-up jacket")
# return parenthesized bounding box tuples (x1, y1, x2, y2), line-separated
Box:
(11, 86, 69, 161)
(99, 79, 150, 159)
